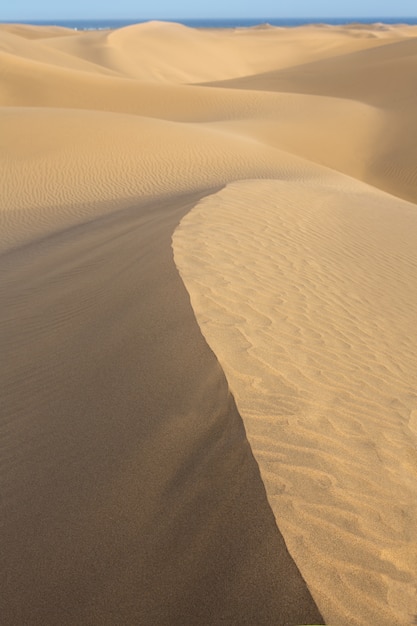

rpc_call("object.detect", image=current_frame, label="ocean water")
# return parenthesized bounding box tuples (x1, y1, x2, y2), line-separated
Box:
(3, 17, 417, 30)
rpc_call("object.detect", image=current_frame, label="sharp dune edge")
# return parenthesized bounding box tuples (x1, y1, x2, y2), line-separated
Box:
(1, 20, 416, 626)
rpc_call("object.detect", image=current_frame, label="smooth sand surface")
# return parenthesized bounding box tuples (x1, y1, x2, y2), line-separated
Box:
(1, 19, 417, 625)
(0, 191, 323, 625)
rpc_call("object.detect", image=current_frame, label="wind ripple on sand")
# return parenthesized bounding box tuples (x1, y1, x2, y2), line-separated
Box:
(0, 106, 314, 250)
(173, 178, 417, 626)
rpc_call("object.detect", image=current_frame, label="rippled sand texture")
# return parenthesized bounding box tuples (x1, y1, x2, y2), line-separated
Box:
(1, 19, 417, 626)
(174, 179, 417, 625)
(173, 22, 417, 626)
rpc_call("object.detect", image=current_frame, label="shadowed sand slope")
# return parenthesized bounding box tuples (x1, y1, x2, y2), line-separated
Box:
(0, 191, 323, 625)
(1, 19, 417, 626)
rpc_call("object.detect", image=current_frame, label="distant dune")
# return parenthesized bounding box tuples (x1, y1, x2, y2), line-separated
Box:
(1, 20, 417, 626)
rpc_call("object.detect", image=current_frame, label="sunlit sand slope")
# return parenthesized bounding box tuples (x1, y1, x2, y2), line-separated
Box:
(174, 178, 417, 626)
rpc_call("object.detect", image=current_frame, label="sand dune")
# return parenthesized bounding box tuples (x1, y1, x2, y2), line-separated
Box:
(2, 23, 416, 206)
(38, 21, 393, 82)
(1, 19, 417, 626)
(0, 28, 117, 75)
(174, 178, 417, 626)
(205, 31, 417, 107)
(0, 22, 75, 39)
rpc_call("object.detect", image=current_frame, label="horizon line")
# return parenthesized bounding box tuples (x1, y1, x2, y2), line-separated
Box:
(2, 15, 417, 21)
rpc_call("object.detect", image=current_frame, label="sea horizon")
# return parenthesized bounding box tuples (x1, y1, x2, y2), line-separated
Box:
(2, 16, 417, 30)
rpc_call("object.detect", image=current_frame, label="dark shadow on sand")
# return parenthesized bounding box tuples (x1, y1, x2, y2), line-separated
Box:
(0, 190, 323, 625)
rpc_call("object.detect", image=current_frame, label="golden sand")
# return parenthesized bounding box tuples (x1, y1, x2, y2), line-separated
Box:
(1, 20, 417, 625)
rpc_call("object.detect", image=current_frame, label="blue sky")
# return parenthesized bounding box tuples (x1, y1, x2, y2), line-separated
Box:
(1, 0, 416, 20)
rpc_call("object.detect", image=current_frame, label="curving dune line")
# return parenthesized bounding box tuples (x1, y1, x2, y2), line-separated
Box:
(1, 19, 417, 626)
(0, 189, 324, 625)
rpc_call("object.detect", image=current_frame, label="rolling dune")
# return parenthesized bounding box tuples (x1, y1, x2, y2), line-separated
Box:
(1, 19, 417, 626)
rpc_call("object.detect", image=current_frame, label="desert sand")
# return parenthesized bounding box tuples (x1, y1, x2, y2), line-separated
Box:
(1, 19, 416, 626)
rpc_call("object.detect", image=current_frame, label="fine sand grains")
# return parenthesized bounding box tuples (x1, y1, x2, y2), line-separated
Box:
(173, 178, 417, 626)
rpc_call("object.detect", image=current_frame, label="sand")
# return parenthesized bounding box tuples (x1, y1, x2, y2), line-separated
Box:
(1, 19, 416, 626)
